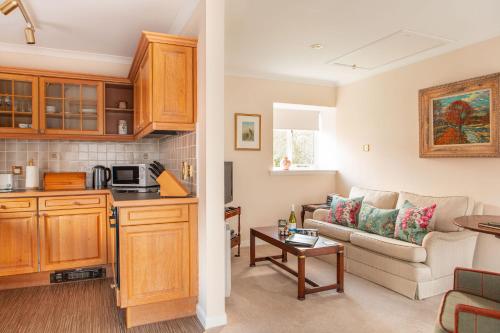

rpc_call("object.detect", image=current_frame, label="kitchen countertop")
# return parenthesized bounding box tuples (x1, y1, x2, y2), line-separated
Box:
(110, 190, 198, 207)
(0, 188, 110, 198)
(0, 188, 198, 207)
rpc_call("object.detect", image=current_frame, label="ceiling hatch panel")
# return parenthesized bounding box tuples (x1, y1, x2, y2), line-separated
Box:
(330, 30, 452, 70)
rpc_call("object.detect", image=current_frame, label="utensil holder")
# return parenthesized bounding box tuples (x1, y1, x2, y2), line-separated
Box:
(156, 170, 189, 197)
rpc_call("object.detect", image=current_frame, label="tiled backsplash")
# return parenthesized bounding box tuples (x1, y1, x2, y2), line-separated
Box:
(0, 138, 160, 188)
(160, 131, 197, 193)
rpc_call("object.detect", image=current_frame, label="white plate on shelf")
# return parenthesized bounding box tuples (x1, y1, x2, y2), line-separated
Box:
(46, 106, 57, 113)
(82, 108, 96, 113)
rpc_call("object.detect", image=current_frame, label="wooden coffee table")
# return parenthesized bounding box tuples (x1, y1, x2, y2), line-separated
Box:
(250, 226, 344, 300)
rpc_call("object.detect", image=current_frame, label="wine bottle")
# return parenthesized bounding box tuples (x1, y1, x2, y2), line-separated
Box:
(288, 204, 297, 233)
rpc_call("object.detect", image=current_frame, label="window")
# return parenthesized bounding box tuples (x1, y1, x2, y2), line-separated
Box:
(272, 102, 335, 171)
(273, 129, 317, 168)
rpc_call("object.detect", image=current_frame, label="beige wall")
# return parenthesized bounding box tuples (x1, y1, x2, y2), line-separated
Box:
(225, 75, 336, 245)
(335, 35, 500, 271)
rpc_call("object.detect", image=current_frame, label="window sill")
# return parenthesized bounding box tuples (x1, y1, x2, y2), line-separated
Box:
(269, 169, 337, 176)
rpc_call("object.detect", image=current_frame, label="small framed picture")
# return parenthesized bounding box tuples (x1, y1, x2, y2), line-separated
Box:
(234, 113, 261, 150)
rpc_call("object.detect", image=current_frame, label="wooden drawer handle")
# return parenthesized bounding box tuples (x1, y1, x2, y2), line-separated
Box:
(73, 201, 83, 205)
(0, 205, 6, 209)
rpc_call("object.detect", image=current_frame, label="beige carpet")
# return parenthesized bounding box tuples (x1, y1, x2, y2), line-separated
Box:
(212, 245, 441, 333)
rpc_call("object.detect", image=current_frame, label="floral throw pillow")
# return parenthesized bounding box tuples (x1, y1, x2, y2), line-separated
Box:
(327, 195, 364, 228)
(394, 200, 437, 245)
(358, 204, 399, 238)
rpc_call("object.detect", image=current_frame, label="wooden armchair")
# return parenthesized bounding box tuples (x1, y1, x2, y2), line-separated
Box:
(435, 267, 500, 333)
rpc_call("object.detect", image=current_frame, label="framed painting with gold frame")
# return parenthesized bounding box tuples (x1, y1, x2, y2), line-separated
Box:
(234, 113, 261, 151)
(419, 73, 500, 157)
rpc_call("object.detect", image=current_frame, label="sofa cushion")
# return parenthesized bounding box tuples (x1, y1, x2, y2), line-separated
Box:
(358, 203, 399, 237)
(304, 218, 365, 242)
(396, 191, 469, 232)
(394, 200, 436, 245)
(328, 195, 363, 228)
(350, 186, 398, 209)
(350, 232, 427, 263)
(439, 291, 500, 332)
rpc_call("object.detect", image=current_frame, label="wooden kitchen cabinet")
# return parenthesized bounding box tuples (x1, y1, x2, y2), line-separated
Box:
(0, 73, 39, 134)
(115, 201, 198, 328)
(0, 211, 38, 276)
(119, 222, 190, 307)
(39, 77, 104, 135)
(130, 32, 197, 138)
(39, 207, 107, 271)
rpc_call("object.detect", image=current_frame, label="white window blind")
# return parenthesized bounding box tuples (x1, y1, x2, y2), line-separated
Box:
(273, 108, 320, 131)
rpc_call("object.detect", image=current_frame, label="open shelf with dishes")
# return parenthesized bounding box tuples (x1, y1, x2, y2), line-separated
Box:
(104, 83, 134, 137)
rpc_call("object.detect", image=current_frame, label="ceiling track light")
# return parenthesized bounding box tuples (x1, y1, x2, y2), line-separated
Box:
(0, 0, 36, 44)
(0, 0, 18, 15)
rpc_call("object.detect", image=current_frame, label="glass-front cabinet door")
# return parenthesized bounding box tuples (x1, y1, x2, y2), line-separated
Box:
(40, 78, 103, 135)
(0, 73, 38, 133)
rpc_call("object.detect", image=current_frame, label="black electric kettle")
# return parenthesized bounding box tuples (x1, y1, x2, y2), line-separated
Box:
(92, 165, 111, 189)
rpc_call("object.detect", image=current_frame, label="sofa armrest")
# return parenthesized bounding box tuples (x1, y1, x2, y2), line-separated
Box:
(422, 230, 478, 279)
(455, 304, 500, 333)
(312, 208, 330, 222)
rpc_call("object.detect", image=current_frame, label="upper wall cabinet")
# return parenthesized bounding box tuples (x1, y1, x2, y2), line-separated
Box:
(0, 73, 39, 134)
(40, 77, 104, 135)
(129, 32, 197, 138)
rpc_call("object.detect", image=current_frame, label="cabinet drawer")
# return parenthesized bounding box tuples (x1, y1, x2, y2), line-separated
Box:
(0, 198, 37, 213)
(120, 205, 188, 226)
(39, 195, 106, 211)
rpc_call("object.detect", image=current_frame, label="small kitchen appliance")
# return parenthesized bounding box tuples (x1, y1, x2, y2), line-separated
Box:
(0, 173, 13, 192)
(92, 165, 111, 189)
(111, 164, 156, 188)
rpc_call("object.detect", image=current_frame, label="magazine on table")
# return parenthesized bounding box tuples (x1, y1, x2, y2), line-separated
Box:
(285, 233, 318, 247)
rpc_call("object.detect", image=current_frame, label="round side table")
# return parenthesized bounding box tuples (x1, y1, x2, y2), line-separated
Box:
(454, 215, 500, 238)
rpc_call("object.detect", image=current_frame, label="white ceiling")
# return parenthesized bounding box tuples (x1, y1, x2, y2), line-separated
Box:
(225, 0, 500, 85)
(0, 0, 198, 59)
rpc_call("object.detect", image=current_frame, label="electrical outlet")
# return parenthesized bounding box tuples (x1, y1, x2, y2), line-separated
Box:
(11, 165, 23, 175)
(143, 153, 149, 160)
(188, 165, 194, 178)
(362, 144, 370, 152)
(50, 152, 59, 160)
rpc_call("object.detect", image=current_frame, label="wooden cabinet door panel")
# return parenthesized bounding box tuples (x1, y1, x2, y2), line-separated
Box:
(133, 73, 141, 134)
(136, 47, 153, 131)
(152, 43, 194, 124)
(39, 208, 107, 271)
(120, 222, 190, 307)
(39, 77, 104, 136)
(0, 212, 38, 276)
(0, 73, 39, 134)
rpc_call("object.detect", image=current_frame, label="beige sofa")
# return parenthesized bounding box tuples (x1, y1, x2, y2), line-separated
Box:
(304, 187, 479, 300)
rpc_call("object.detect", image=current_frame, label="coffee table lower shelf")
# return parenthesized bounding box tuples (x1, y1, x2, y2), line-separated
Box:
(249, 227, 344, 300)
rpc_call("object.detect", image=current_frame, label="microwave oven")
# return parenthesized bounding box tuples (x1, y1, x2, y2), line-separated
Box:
(111, 164, 157, 187)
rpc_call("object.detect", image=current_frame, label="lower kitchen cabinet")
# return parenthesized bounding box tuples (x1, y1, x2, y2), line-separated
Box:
(39, 207, 107, 271)
(114, 201, 198, 328)
(119, 222, 190, 307)
(0, 212, 38, 277)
